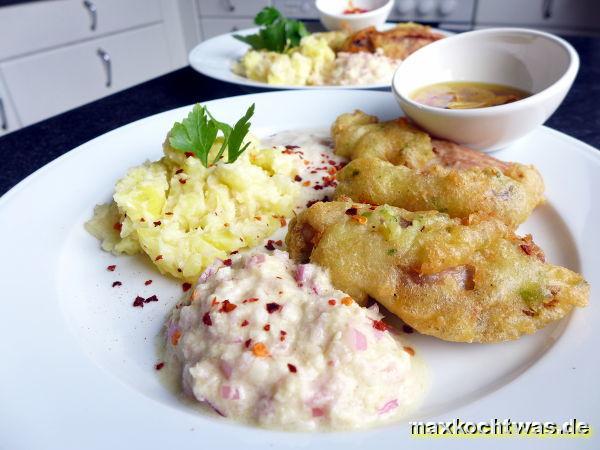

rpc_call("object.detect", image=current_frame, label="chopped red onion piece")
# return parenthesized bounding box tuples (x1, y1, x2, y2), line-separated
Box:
(378, 399, 399, 415)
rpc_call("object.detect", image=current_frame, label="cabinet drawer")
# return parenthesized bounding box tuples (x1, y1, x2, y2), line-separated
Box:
(0, 75, 21, 137)
(201, 18, 256, 38)
(197, 0, 269, 17)
(0, 0, 162, 60)
(475, 0, 600, 29)
(2, 24, 172, 126)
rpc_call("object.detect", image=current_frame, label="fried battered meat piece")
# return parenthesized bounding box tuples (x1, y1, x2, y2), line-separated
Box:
(340, 23, 445, 59)
(286, 201, 588, 343)
(331, 111, 545, 227)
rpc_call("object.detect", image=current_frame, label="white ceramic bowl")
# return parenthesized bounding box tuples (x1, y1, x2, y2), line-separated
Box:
(392, 28, 579, 152)
(316, 0, 393, 32)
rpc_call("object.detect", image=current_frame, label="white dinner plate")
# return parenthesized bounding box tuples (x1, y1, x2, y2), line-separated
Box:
(0, 90, 598, 450)
(188, 25, 451, 90)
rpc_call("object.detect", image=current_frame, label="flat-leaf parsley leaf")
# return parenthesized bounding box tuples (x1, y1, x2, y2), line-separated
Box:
(168, 103, 255, 167)
(234, 6, 308, 53)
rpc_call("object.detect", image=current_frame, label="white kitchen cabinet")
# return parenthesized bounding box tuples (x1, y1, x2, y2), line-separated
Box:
(475, 0, 600, 30)
(2, 24, 171, 126)
(200, 17, 256, 38)
(0, 0, 162, 61)
(197, 0, 269, 17)
(0, 75, 20, 137)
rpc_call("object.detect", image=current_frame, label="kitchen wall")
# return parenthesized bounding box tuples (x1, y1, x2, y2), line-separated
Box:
(1, 0, 599, 136)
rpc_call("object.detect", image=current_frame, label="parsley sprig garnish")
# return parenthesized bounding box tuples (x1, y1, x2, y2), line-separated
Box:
(168, 103, 255, 167)
(233, 7, 309, 53)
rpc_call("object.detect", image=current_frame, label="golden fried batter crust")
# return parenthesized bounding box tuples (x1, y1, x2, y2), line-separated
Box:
(331, 110, 545, 226)
(286, 200, 588, 343)
(340, 23, 445, 59)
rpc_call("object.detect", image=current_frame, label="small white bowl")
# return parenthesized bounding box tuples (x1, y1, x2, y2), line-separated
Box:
(392, 28, 579, 152)
(316, 0, 393, 32)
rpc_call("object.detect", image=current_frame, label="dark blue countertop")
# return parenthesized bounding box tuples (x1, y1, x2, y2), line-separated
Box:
(1, 35, 599, 196)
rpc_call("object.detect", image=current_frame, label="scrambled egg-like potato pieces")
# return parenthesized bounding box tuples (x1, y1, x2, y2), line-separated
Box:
(286, 200, 588, 343)
(234, 33, 343, 86)
(86, 135, 300, 281)
(331, 111, 545, 227)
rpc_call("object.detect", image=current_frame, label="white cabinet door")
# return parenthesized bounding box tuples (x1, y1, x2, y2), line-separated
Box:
(200, 17, 256, 38)
(476, 0, 600, 29)
(0, 0, 162, 60)
(0, 75, 20, 137)
(2, 24, 172, 126)
(197, 0, 269, 17)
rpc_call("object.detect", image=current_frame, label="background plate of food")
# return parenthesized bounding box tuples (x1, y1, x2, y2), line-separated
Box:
(0, 89, 597, 450)
(189, 7, 450, 90)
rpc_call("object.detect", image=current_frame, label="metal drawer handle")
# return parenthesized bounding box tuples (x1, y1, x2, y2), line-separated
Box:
(224, 0, 235, 12)
(542, 0, 554, 19)
(83, 0, 98, 31)
(97, 48, 112, 87)
(0, 98, 7, 131)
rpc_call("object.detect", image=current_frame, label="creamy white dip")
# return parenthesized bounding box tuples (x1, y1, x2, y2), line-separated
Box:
(164, 250, 426, 431)
(326, 50, 401, 86)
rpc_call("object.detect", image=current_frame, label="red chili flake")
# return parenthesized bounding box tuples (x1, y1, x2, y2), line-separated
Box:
(243, 297, 259, 303)
(153, 221, 161, 227)
(372, 320, 388, 331)
(285, 145, 300, 150)
(202, 312, 213, 326)
(345, 207, 358, 216)
(144, 280, 153, 286)
(223, 259, 232, 266)
(182, 282, 192, 292)
(107, 265, 116, 272)
(155, 362, 165, 371)
(171, 330, 182, 346)
(310, 170, 318, 174)
(241, 320, 249, 327)
(306, 199, 319, 208)
(265, 240, 276, 251)
(155, 255, 163, 261)
(294, 175, 302, 182)
(244, 338, 252, 348)
(280, 330, 287, 342)
(287, 363, 297, 373)
(145, 295, 158, 303)
(328, 299, 336, 306)
(403, 346, 415, 356)
(219, 300, 237, 313)
(313, 185, 323, 191)
(112, 281, 122, 287)
(133, 296, 145, 308)
(266, 302, 282, 314)
(402, 324, 414, 334)
(179, 179, 187, 184)
(175, 169, 184, 174)
(263, 324, 271, 331)
(113, 222, 122, 232)
(211, 297, 219, 306)
(184, 152, 194, 158)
